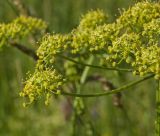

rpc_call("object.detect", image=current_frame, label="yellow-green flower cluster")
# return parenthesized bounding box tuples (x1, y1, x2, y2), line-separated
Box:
(20, 69, 64, 106)
(116, 2, 160, 32)
(20, 2, 160, 105)
(20, 10, 109, 105)
(37, 34, 71, 69)
(36, 10, 110, 56)
(133, 45, 160, 79)
(78, 9, 108, 30)
(21, 34, 70, 105)
(105, 2, 160, 78)
(107, 33, 141, 66)
(70, 10, 110, 54)
(0, 16, 47, 47)
(71, 23, 118, 54)
(107, 32, 160, 78)
(142, 18, 160, 45)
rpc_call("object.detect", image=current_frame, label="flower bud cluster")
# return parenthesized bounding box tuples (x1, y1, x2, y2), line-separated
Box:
(37, 34, 71, 69)
(71, 23, 116, 54)
(106, 2, 160, 79)
(142, 19, 160, 45)
(116, 2, 160, 32)
(108, 32, 160, 79)
(107, 33, 141, 66)
(20, 69, 64, 106)
(70, 10, 110, 54)
(134, 45, 160, 79)
(0, 16, 47, 47)
(78, 9, 108, 30)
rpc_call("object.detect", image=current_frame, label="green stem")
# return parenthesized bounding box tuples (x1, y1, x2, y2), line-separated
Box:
(72, 56, 94, 136)
(80, 56, 94, 84)
(156, 80, 160, 135)
(11, 42, 38, 60)
(53, 74, 154, 97)
(8, 0, 30, 16)
(6, 0, 19, 15)
(57, 54, 132, 72)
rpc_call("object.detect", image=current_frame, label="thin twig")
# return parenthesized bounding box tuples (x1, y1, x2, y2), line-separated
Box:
(87, 74, 122, 107)
(57, 54, 133, 72)
(7, 0, 30, 16)
(10, 42, 38, 60)
(6, 0, 19, 16)
(9, 42, 133, 73)
(52, 74, 154, 97)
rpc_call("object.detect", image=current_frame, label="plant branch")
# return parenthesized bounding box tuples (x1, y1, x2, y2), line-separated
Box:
(7, 0, 30, 16)
(57, 54, 133, 72)
(80, 56, 94, 84)
(52, 74, 154, 97)
(72, 56, 94, 136)
(86, 74, 122, 107)
(10, 42, 133, 73)
(10, 42, 38, 60)
(6, 0, 19, 16)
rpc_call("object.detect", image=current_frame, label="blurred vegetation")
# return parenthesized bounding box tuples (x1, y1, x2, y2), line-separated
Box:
(0, 0, 156, 136)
